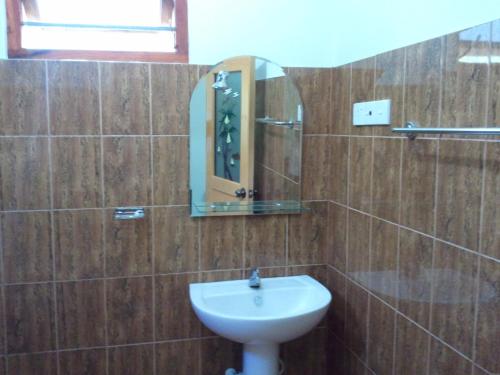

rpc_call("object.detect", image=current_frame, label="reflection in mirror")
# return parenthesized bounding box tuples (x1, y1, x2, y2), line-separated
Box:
(189, 56, 304, 217)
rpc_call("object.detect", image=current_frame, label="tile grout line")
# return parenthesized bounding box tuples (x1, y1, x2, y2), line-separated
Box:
(0, 132, 498, 141)
(0, 134, 191, 138)
(97, 62, 110, 375)
(393, 48, 407, 375)
(427, 39, 445, 373)
(471, 141, 488, 368)
(343, 63, 352, 352)
(0, 264, 329, 287)
(45, 60, 61, 375)
(3, 335, 222, 358)
(0, 210, 9, 372)
(365, 113, 375, 366)
(392, 137, 404, 375)
(148, 63, 158, 375)
(242, 217, 246, 274)
(426, 114, 441, 375)
(0, 204, 192, 214)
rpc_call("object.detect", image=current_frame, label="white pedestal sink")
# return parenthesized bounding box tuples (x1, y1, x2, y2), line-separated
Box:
(189, 275, 331, 375)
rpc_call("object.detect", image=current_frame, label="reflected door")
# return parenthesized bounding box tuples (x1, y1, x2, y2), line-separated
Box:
(206, 56, 255, 202)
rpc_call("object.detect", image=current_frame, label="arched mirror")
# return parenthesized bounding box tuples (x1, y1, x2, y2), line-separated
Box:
(189, 56, 304, 216)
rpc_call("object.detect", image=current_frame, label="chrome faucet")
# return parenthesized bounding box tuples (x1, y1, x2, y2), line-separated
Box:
(248, 268, 261, 288)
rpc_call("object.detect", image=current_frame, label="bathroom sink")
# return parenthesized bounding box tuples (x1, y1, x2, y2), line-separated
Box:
(189, 275, 331, 375)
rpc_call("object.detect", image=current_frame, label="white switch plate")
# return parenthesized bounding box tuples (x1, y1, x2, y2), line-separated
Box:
(353, 99, 391, 126)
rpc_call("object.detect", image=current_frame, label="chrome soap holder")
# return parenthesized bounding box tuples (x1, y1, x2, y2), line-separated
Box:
(113, 207, 145, 220)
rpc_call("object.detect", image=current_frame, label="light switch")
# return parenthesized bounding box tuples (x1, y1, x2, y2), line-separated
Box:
(352, 99, 391, 126)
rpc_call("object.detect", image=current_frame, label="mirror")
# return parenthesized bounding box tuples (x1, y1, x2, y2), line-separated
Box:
(189, 56, 304, 216)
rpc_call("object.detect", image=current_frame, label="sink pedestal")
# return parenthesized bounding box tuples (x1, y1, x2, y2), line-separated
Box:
(243, 343, 279, 375)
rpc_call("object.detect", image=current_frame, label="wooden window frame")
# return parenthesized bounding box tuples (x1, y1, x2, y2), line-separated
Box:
(6, 0, 188, 62)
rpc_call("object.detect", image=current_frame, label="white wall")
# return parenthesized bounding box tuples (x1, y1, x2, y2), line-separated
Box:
(0, 0, 6, 58)
(330, 0, 500, 66)
(187, 0, 335, 67)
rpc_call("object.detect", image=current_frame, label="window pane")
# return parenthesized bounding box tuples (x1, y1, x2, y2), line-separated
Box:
(22, 27, 176, 52)
(26, 0, 165, 26)
(19, 0, 178, 53)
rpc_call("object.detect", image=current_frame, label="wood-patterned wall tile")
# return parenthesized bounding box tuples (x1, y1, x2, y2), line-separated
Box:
(400, 139, 437, 235)
(151, 64, 198, 135)
(245, 215, 286, 268)
(56, 280, 106, 348)
(367, 297, 395, 375)
(350, 58, 375, 136)
(480, 142, 499, 259)
(51, 137, 102, 208)
(48, 61, 100, 135)
(288, 68, 332, 134)
(372, 138, 401, 223)
(394, 315, 429, 374)
(288, 202, 327, 265)
(154, 206, 199, 273)
(330, 64, 351, 135)
(345, 280, 369, 361)
(327, 202, 347, 272)
(326, 267, 346, 340)
(108, 344, 154, 375)
(374, 49, 405, 135)
(155, 273, 201, 340)
(474, 257, 500, 374)
(105, 208, 152, 277)
(428, 338, 472, 375)
(404, 38, 443, 131)
(301, 136, 332, 200)
(53, 210, 104, 280)
(348, 137, 372, 213)
(282, 328, 327, 375)
(103, 137, 152, 207)
(101, 62, 150, 135)
(153, 136, 189, 205)
(156, 340, 201, 375)
(200, 337, 242, 375)
(7, 353, 57, 375)
(370, 219, 398, 307)
(330, 136, 349, 204)
(59, 349, 107, 375)
(199, 216, 243, 270)
(1, 211, 52, 283)
(430, 242, 477, 357)
(398, 228, 433, 328)
(346, 210, 370, 277)
(5, 284, 55, 353)
(106, 277, 153, 345)
(441, 23, 489, 129)
(436, 140, 483, 250)
(0, 138, 50, 210)
(0, 60, 47, 135)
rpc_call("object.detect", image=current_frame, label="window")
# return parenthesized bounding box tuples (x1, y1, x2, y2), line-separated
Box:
(6, 0, 188, 62)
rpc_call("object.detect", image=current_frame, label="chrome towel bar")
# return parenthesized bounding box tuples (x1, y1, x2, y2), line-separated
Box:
(255, 117, 295, 127)
(392, 122, 500, 139)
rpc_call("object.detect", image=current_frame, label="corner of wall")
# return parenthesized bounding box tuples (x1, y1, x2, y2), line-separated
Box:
(0, 0, 7, 59)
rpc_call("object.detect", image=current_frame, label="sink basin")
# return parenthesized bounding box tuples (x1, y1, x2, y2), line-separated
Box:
(189, 275, 331, 375)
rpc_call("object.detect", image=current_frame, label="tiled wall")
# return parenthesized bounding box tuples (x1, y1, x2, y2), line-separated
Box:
(0, 19, 498, 375)
(325, 20, 500, 375)
(0, 60, 329, 374)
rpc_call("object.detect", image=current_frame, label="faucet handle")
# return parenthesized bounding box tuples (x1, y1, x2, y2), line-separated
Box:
(250, 267, 260, 276)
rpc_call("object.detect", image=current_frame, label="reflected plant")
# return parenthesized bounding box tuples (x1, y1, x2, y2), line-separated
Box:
(216, 98, 239, 180)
